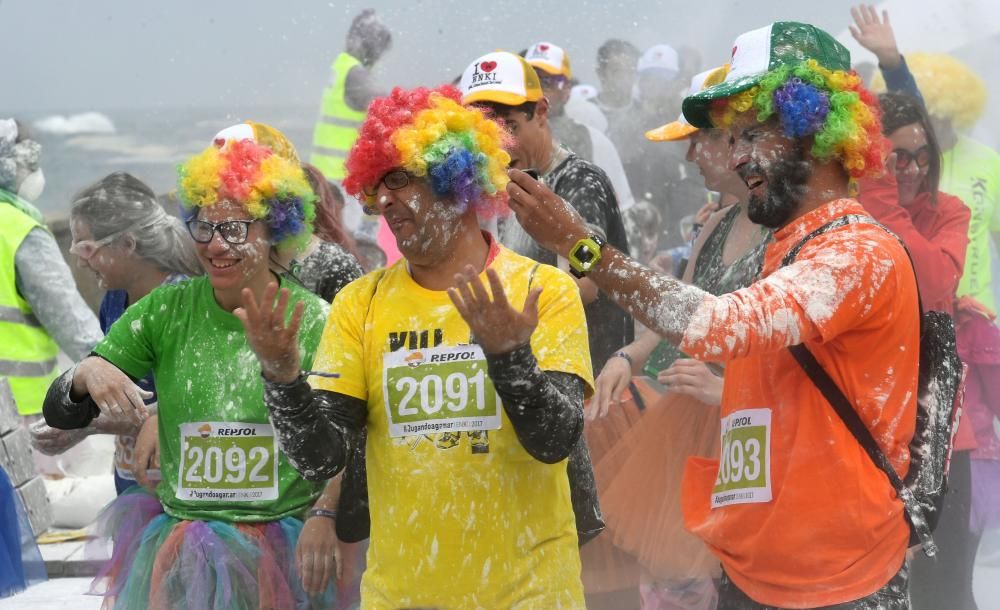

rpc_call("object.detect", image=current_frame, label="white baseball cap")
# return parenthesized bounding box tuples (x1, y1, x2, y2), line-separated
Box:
(637, 44, 680, 77)
(525, 41, 573, 78)
(211, 121, 300, 162)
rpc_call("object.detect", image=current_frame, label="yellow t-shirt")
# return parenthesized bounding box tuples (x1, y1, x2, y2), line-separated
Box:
(313, 244, 593, 610)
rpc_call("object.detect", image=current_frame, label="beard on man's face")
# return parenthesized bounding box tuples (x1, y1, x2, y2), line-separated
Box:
(742, 143, 812, 229)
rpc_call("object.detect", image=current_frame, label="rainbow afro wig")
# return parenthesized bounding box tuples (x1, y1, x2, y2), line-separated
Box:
(871, 53, 986, 129)
(177, 137, 316, 249)
(343, 85, 511, 217)
(710, 59, 885, 178)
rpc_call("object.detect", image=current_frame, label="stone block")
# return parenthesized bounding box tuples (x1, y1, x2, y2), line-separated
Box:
(0, 427, 35, 486)
(17, 476, 53, 536)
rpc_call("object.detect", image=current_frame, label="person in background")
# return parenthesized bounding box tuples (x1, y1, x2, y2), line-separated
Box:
(461, 49, 636, 609)
(857, 91, 976, 610)
(524, 41, 635, 209)
(593, 39, 640, 131)
(285, 164, 363, 303)
(310, 8, 390, 185)
(858, 93, 970, 314)
(460, 50, 633, 372)
(29, 172, 202, 497)
(310, 8, 397, 266)
(593, 65, 770, 610)
(303, 164, 360, 262)
(851, 11, 998, 606)
(613, 45, 706, 250)
(622, 200, 662, 264)
(0, 118, 102, 419)
(565, 82, 609, 133)
(869, 50, 1000, 314)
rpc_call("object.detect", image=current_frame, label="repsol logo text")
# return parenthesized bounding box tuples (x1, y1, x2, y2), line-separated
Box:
(217, 428, 258, 437)
(429, 351, 476, 363)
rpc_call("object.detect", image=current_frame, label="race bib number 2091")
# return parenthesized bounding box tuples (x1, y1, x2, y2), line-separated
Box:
(383, 345, 502, 438)
(711, 408, 772, 508)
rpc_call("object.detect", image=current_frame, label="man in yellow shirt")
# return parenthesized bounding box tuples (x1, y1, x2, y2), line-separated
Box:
(237, 85, 594, 609)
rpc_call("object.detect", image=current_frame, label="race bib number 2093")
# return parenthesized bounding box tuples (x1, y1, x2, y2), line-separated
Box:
(711, 408, 772, 508)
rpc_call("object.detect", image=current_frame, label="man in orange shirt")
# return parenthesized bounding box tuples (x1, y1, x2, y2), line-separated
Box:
(503, 22, 919, 609)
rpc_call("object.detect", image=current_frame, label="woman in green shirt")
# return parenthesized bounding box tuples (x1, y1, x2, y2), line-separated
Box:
(43, 136, 338, 609)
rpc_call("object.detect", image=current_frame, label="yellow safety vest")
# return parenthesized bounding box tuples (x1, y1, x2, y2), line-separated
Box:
(0, 203, 59, 416)
(310, 52, 367, 181)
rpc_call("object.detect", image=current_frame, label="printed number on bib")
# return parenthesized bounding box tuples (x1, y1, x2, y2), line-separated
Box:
(176, 422, 278, 502)
(383, 345, 502, 438)
(712, 408, 772, 508)
(114, 435, 137, 481)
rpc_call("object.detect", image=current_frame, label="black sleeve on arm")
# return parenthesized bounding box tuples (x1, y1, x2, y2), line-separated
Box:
(42, 366, 100, 430)
(264, 376, 366, 482)
(486, 344, 585, 463)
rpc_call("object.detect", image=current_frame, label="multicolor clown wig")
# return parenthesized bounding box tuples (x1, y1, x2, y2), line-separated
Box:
(871, 53, 987, 130)
(343, 85, 511, 217)
(177, 138, 316, 249)
(709, 59, 885, 178)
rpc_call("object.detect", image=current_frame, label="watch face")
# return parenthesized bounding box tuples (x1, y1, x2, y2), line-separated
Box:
(576, 246, 595, 266)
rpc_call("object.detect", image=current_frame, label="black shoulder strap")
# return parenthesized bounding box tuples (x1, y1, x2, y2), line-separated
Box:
(784, 214, 937, 556)
(782, 214, 926, 315)
(788, 344, 936, 555)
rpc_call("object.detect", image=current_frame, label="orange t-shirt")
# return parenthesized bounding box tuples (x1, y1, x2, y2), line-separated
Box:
(679, 199, 919, 608)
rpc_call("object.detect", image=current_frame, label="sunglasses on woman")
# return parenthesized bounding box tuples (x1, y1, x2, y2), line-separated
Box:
(186, 219, 257, 245)
(360, 169, 411, 209)
(69, 229, 127, 260)
(893, 146, 931, 172)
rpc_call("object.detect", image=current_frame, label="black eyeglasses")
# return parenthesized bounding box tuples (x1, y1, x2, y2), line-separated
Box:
(893, 146, 931, 171)
(361, 169, 410, 206)
(186, 219, 257, 245)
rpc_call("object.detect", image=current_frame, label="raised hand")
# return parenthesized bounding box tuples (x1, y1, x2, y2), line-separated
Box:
(448, 266, 541, 355)
(658, 358, 724, 406)
(506, 169, 589, 259)
(233, 282, 305, 383)
(849, 4, 902, 69)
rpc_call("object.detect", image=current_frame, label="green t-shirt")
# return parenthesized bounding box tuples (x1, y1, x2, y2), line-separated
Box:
(941, 136, 1000, 311)
(94, 275, 329, 522)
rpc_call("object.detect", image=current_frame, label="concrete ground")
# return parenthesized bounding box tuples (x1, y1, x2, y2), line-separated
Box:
(0, 578, 101, 610)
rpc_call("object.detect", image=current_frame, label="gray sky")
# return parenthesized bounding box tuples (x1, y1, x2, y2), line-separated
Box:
(4, 0, 863, 113)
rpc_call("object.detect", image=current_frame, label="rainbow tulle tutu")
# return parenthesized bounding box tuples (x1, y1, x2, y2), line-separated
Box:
(89, 487, 337, 610)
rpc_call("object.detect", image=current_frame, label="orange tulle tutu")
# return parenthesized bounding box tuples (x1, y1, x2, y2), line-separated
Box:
(595, 378, 722, 581)
(579, 378, 657, 594)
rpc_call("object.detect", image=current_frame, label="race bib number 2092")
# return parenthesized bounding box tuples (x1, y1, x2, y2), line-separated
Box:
(176, 422, 278, 502)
